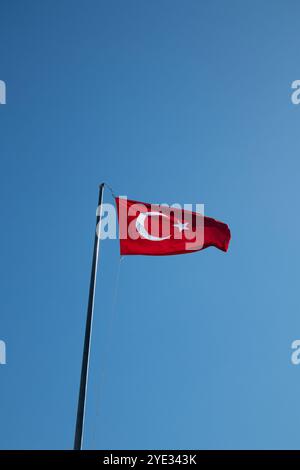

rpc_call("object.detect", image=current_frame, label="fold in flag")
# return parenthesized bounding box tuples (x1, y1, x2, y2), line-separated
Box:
(116, 197, 231, 256)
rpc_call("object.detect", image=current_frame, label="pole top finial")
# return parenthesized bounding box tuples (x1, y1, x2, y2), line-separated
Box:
(101, 182, 116, 197)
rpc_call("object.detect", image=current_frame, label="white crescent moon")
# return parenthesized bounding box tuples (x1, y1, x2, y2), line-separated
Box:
(136, 211, 171, 241)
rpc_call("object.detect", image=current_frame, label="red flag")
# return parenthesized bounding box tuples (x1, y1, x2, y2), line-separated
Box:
(116, 197, 231, 256)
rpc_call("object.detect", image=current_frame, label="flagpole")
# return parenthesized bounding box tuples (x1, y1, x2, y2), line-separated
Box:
(74, 183, 105, 450)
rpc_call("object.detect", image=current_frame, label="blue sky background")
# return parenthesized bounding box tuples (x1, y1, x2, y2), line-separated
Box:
(1, 0, 300, 450)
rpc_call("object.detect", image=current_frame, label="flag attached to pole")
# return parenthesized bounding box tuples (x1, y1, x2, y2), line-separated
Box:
(116, 197, 231, 256)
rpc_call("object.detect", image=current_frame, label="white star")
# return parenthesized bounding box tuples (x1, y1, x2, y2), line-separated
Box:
(173, 221, 189, 232)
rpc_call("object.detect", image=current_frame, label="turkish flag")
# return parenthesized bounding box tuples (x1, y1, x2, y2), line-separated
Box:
(115, 197, 231, 256)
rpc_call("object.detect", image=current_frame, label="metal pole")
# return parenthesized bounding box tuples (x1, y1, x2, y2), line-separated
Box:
(74, 183, 105, 450)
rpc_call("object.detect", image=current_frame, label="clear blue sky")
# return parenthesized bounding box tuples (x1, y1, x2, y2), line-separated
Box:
(1, 0, 300, 450)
